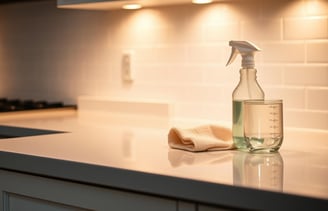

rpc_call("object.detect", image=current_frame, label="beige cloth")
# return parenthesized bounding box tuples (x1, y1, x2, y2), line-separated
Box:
(168, 125, 235, 152)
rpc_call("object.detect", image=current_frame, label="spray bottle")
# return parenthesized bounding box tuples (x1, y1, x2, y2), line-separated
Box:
(226, 40, 264, 150)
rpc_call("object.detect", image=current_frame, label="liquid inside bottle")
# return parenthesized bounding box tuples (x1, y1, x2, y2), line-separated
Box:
(233, 100, 248, 149)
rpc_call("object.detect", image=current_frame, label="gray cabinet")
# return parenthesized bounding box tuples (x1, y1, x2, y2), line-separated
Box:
(0, 170, 176, 211)
(0, 170, 232, 211)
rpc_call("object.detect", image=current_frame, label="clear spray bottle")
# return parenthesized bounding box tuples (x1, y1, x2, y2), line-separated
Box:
(226, 41, 264, 150)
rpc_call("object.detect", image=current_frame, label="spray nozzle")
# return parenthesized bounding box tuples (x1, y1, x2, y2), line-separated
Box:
(226, 40, 261, 69)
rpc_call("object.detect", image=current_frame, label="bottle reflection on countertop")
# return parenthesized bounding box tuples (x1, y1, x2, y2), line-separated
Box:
(233, 151, 284, 191)
(122, 130, 135, 161)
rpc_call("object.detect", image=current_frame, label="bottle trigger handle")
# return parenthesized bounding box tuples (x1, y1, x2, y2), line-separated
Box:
(226, 46, 238, 66)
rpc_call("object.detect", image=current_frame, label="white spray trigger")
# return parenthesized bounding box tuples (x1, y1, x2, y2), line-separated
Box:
(226, 40, 261, 69)
(226, 46, 238, 66)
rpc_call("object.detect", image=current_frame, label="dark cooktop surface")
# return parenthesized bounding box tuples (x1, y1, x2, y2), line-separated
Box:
(0, 98, 76, 112)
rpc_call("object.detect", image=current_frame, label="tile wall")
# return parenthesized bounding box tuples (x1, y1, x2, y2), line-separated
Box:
(0, 0, 327, 130)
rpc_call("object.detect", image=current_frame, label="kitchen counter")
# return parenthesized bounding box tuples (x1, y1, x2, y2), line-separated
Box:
(0, 110, 327, 210)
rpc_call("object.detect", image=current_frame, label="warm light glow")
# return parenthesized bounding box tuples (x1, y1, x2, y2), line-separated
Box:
(112, 9, 166, 46)
(192, 0, 213, 4)
(122, 4, 142, 10)
(305, 0, 321, 15)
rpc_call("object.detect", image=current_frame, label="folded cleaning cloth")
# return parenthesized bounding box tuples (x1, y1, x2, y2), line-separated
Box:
(168, 125, 235, 152)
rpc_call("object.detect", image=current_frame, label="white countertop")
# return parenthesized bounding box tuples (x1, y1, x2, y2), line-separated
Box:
(0, 110, 327, 210)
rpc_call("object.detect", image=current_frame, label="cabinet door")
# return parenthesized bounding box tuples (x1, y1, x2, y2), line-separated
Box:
(198, 204, 233, 211)
(177, 201, 196, 211)
(176, 201, 234, 211)
(0, 170, 176, 211)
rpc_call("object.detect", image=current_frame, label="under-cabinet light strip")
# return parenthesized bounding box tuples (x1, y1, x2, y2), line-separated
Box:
(192, 0, 213, 4)
(122, 0, 213, 10)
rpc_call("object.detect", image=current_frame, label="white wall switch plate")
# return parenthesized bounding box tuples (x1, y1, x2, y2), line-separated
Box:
(121, 50, 135, 82)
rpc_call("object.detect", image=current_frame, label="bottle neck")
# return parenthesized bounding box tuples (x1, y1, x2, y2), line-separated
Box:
(239, 68, 257, 81)
(233, 67, 264, 100)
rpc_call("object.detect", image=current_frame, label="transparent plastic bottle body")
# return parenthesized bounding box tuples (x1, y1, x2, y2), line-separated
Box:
(232, 68, 264, 150)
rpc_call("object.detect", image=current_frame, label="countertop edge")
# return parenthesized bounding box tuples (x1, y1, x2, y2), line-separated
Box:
(0, 151, 327, 210)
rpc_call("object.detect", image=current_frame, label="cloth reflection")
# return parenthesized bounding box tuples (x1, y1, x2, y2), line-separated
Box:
(233, 151, 284, 191)
(168, 149, 233, 167)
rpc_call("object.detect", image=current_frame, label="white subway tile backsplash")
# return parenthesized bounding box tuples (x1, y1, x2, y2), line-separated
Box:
(307, 88, 328, 110)
(78, 96, 172, 127)
(302, 0, 328, 17)
(258, 65, 284, 85)
(262, 0, 328, 18)
(203, 21, 240, 42)
(243, 18, 282, 41)
(307, 41, 328, 63)
(187, 44, 225, 64)
(137, 64, 201, 85)
(180, 85, 224, 103)
(284, 65, 328, 86)
(284, 16, 328, 40)
(0, 0, 328, 131)
(154, 46, 188, 64)
(285, 109, 328, 130)
(174, 102, 230, 122)
(134, 47, 158, 64)
(262, 42, 305, 63)
(200, 64, 236, 85)
(263, 87, 306, 109)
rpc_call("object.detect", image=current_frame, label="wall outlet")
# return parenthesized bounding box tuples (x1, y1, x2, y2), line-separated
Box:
(121, 50, 134, 82)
